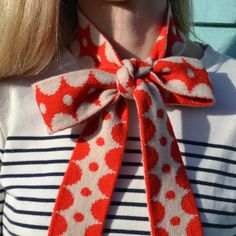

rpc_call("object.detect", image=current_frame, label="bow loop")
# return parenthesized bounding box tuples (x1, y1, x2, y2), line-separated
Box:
(32, 69, 118, 134)
(150, 56, 215, 106)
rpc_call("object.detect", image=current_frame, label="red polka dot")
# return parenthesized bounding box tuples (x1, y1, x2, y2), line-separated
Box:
(171, 140, 182, 164)
(85, 224, 103, 236)
(50, 213, 67, 236)
(133, 90, 152, 113)
(170, 216, 180, 226)
(81, 116, 100, 137)
(152, 201, 165, 224)
(81, 187, 92, 197)
(145, 145, 159, 171)
(159, 136, 167, 146)
(181, 192, 198, 215)
(111, 123, 127, 146)
(91, 199, 109, 221)
(89, 162, 99, 172)
(154, 227, 169, 236)
(176, 166, 191, 189)
(105, 147, 123, 171)
(149, 174, 161, 198)
(63, 162, 82, 185)
(162, 164, 171, 173)
(157, 109, 164, 119)
(98, 173, 116, 197)
(54, 187, 74, 211)
(74, 212, 84, 222)
(96, 137, 105, 146)
(166, 190, 176, 200)
(186, 216, 203, 236)
(102, 111, 111, 120)
(167, 117, 174, 137)
(142, 117, 156, 142)
(72, 140, 90, 161)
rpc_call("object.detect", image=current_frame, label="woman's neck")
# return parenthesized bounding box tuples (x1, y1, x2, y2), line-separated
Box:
(77, 0, 205, 60)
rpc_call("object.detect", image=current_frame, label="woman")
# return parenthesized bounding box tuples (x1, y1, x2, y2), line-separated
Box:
(0, 0, 235, 236)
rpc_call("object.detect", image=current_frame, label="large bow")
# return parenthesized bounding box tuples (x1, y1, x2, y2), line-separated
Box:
(33, 55, 214, 134)
(32, 54, 214, 236)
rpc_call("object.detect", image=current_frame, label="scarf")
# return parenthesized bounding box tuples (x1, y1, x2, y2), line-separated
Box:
(32, 2, 215, 236)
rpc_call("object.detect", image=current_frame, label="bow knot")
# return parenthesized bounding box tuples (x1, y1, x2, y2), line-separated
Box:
(116, 57, 154, 99)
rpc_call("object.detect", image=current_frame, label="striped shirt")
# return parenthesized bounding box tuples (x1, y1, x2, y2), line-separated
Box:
(0, 44, 236, 236)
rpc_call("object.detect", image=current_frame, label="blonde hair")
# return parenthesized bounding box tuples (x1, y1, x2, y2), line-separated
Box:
(0, 0, 193, 80)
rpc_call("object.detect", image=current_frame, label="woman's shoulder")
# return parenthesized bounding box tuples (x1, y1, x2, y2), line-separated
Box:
(200, 43, 236, 84)
(198, 43, 236, 112)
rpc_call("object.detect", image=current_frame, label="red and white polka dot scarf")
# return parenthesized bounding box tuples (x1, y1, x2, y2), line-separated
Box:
(32, 2, 215, 236)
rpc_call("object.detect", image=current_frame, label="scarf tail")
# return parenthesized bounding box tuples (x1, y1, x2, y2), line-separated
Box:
(133, 80, 203, 236)
(48, 98, 129, 236)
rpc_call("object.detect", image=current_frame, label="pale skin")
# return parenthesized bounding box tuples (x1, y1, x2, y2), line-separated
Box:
(77, 0, 205, 60)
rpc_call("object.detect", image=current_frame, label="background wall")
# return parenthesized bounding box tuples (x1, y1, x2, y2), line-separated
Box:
(191, 0, 236, 58)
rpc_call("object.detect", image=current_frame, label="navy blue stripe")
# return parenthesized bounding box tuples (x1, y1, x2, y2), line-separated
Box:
(7, 135, 80, 140)
(0, 159, 69, 166)
(1, 154, 235, 171)
(186, 166, 236, 178)
(182, 152, 236, 165)
(4, 135, 236, 151)
(5, 199, 235, 217)
(2, 223, 18, 236)
(4, 185, 60, 190)
(15, 196, 55, 203)
(2, 178, 236, 191)
(115, 188, 146, 193)
(111, 201, 147, 207)
(118, 174, 144, 180)
(122, 162, 142, 167)
(103, 228, 150, 235)
(198, 208, 236, 216)
(202, 222, 236, 229)
(2, 147, 74, 153)
(4, 202, 51, 216)
(177, 139, 236, 151)
(2, 210, 236, 232)
(3, 213, 48, 230)
(194, 193, 236, 204)
(2, 195, 235, 214)
(2, 148, 235, 167)
(190, 179, 236, 191)
(107, 215, 148, 221)
(3, 185, 145, 192)
(128, 136, 236, 151)
(0, 160, 141, 167)
(0, 172, 65, 178)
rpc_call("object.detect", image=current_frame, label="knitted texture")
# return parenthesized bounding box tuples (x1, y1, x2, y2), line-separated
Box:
(32, 2, 215, 236)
